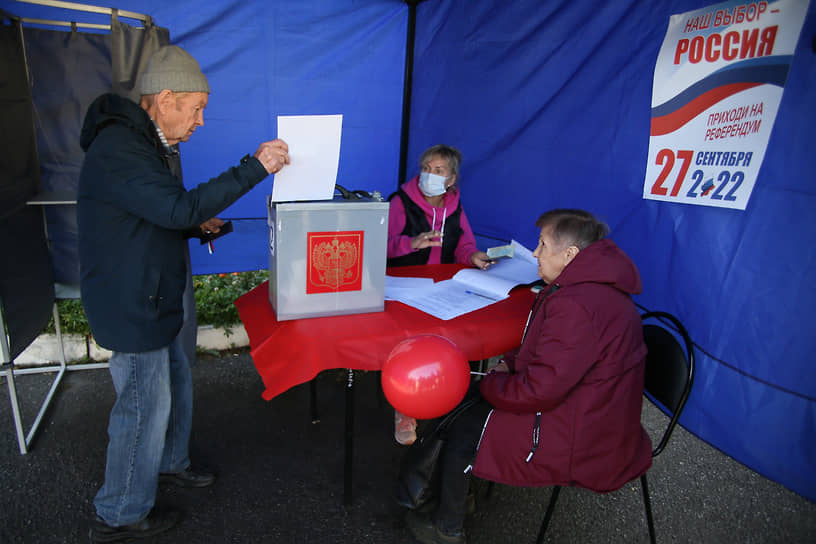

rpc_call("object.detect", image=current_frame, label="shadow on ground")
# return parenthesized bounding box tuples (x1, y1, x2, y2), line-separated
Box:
(1, 349, 814, 543)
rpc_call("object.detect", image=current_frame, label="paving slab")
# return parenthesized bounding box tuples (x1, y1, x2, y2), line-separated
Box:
(1, 350, 814, 543)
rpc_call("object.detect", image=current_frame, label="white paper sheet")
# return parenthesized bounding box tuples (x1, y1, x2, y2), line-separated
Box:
(509, 239, 537, 264)
(391, 280, 503, 320)
(385, 275, 435, 289)
(384, 275, 436, 301)
(271, 114, 343, 202)
(389, 243, 540, 320)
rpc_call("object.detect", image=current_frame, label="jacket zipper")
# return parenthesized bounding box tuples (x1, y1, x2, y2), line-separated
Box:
(526, 412, 542, 463)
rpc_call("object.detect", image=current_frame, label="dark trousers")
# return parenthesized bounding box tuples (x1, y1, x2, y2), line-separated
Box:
(432, 394, 493, 533)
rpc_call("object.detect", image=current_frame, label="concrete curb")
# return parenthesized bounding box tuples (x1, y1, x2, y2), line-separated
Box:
(15, 324, 249, 366)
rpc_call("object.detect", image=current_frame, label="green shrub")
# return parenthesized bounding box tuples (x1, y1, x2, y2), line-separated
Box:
(193, 270, 268, 334)
(48, 270, 268, 336)
(51, 298, 92, 336)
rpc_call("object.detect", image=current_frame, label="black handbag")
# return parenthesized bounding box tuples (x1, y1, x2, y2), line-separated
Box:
(395, 397, 480, 510)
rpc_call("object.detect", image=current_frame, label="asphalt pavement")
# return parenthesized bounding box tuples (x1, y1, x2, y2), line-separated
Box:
(1, 349, 814, 543)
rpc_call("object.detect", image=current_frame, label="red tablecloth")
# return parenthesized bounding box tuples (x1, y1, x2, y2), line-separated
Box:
(235, 264, 536, 400)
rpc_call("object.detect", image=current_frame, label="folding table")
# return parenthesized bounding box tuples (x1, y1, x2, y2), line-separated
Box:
(235, 263, 536, 504)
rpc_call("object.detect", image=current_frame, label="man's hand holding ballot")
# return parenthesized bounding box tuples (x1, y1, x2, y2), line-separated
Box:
(254, 139, 290, 174)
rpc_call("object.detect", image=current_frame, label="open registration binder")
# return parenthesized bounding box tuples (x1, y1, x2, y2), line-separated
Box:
(385, 240, 540, 320)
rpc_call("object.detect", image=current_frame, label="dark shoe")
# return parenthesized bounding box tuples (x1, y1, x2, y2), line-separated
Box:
(405, 510, 466, 544)
(89, 506, 180, 542)
(159, 466, 216, 488)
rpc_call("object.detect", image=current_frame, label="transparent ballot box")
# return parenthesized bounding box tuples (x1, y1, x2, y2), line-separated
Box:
(267, 196, 389, 321)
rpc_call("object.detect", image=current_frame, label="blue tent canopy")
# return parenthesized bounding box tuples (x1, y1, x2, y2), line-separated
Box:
(3, 0, 814, 503)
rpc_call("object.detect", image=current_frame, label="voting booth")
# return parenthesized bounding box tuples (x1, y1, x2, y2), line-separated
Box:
(267, 196, 389, 321)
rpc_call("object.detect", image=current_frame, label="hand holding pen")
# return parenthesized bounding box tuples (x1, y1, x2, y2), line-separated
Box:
(472, 360, 511, 376)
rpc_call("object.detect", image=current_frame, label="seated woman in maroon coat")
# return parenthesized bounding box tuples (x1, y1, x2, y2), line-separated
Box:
(402, 209, 652, 544)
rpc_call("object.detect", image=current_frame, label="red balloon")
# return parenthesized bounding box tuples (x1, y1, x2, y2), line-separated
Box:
(381, 334, 471, 420)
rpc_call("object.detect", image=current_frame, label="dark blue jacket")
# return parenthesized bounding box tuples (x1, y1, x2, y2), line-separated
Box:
(78, 93, 268, 352)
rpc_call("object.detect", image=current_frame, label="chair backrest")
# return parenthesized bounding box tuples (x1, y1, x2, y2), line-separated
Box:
(641, 311, 695, 458)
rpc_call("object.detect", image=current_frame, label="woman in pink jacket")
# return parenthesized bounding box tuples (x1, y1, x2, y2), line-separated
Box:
(402, 209, 652, 544)
(387, 144, 492, 269)
(388, 144, 492, 446)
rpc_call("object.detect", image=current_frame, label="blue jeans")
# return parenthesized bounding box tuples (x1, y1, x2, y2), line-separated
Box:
(94, 332, 193, 526)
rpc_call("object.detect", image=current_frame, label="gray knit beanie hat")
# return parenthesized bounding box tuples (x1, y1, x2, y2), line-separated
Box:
(138, 45, 210, 95)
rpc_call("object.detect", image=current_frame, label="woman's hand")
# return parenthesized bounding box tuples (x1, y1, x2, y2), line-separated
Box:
(411, 230, 443, 250)
(489, 360, 510, 374)
(470, 251, 495, 270)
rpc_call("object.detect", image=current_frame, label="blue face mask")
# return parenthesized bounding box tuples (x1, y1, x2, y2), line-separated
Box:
(418, 172, 447, 197)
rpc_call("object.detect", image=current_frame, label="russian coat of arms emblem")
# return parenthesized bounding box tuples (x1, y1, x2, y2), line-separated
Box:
(307, 231, 364, 293)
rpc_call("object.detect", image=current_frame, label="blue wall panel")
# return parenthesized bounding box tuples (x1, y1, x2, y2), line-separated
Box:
(408, 0, 816, 501)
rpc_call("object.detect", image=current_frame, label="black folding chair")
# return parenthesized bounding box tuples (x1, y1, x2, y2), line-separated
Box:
(534, 311, 695, 543)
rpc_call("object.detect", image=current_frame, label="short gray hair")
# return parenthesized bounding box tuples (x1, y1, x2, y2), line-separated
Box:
(419, 144, 462, 179)
(535, 209, 609, 250)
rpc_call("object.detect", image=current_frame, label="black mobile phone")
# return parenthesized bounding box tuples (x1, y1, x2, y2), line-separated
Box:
(200, 220, 234, 244)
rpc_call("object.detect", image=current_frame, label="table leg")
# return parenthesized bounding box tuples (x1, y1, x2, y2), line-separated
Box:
(471, 359, 489, 374)
(310, 378, 319, 423)
(344, 368, 355, 505)
(376, 372, 383, 408)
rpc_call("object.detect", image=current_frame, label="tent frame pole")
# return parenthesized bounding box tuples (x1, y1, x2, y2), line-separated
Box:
(12, 0, 150, 28)
(398, 0, 424, 188)
(13, 0, 148, 22)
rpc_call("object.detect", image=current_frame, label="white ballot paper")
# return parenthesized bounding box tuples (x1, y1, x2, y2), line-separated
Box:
(384, 275, 435, 301)
(271, 114, 342, 202)
(391, 240, 540, 320)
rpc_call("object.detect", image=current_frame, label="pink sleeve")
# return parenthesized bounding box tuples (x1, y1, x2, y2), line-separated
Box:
(387, 196, 416, 258)
(454, 208, 479, 265)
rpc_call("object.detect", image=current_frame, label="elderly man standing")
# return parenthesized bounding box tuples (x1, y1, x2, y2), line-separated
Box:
(79, 45, 289, 542)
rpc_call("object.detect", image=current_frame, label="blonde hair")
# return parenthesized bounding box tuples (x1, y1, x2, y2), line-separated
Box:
(419, 144, 462, 179)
